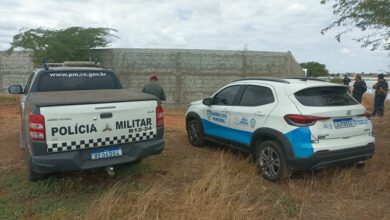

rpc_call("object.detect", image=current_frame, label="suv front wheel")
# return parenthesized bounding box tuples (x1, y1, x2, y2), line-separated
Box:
(187, 119, 205, 147)
(255, 140, 289, 181)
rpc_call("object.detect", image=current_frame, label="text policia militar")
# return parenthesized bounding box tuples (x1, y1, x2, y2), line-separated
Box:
(51, 118, 153, 136)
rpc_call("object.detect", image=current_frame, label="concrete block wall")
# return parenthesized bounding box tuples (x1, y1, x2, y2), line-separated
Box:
(0, 51, 34, 92)
(0, 48, 304, 106)
(95, 48, 304, 105)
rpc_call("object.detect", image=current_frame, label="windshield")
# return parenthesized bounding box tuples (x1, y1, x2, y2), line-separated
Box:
(36, 71, 122, 92)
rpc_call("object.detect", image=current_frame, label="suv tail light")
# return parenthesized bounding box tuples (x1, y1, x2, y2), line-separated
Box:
(284, 114, 330, 127)
(29, 113, 45, 141)
(156, 105, 164, 127)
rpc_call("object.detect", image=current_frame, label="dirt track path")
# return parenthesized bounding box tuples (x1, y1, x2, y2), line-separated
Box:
(0, 102, 24, 169)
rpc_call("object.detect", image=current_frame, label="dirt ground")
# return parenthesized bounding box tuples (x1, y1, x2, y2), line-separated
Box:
(0, 94, 389, 219)
(0, 97, 24, 169)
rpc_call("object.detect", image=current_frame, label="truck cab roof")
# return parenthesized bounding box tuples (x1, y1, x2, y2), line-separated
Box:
(34, 61, 109, 73)
(34, 66, 109, 73)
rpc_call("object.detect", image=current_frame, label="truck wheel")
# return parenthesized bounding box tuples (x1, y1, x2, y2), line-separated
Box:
(26, 152, 45, 182)
(355, 161, 365, 169)
(132, 158, 143, 164)
(255, 140, 289, 182)
(187, 119, 205, 147)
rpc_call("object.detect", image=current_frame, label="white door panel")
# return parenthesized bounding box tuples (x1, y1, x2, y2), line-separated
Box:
(203, 105, 232, 139)
(230, 103, 276, 132)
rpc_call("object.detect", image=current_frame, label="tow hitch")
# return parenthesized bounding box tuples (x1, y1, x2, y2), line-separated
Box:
(356, 161, 365, 169)
(105, 166, 115, 177)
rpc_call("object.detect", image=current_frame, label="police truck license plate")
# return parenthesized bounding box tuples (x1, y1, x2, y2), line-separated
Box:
(334, 118, 355, 129)
(91, 147, 122, 160)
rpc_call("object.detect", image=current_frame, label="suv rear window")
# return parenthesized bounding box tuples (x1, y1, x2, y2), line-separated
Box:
(294, 86, 358, 106)
(37, 71, 121, 92)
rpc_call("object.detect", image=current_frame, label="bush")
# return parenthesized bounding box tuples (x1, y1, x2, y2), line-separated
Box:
(330, 78, 343, 84)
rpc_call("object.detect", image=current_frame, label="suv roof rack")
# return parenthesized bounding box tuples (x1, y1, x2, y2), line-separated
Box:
(288, 77, 327, 82)
(233, 77, 290, 84)
(46, 61, 101, 68)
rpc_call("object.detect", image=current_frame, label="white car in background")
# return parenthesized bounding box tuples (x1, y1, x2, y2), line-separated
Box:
(185, 77, 375, 181)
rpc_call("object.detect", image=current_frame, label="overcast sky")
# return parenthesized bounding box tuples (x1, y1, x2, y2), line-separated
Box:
(0, 0, 388, 73)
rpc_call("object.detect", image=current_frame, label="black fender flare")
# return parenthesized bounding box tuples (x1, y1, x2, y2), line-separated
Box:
(250, 127, 295, 160)
(185, 112, 203, 132)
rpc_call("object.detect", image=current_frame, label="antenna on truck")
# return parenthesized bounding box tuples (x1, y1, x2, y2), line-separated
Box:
(41, 58, 49, 70)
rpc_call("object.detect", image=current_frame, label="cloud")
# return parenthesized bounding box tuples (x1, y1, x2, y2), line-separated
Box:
(286, 3, 308, 15)
(0, 0, 388, 73)
(176, 9, 192, 21)
(341, 48, 352, 54)
(340, 48, 358, 57)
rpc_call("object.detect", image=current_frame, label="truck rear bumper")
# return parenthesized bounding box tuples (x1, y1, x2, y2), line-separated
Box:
(287, 142, 375, 171)
(30, 138, 164, 174)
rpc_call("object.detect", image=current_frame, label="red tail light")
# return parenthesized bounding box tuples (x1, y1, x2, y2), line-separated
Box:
(284, 114, 330, 127)
(29, 113, 45, 141)
(156, 105, 164, 127)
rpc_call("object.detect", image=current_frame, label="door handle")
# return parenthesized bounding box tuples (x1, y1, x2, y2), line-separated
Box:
(254, 111, 265, 116)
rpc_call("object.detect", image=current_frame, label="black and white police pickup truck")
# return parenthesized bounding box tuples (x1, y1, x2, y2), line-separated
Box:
(8, 64, 164, 181)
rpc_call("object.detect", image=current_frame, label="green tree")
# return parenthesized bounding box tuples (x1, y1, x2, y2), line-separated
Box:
(321, 0, 390, 51)
(300, 62, 329, 77)
(7, 27, 118, 65)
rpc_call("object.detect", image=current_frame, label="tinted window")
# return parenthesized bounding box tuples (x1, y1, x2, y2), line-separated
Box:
(213, 85, 240, 105)
(295, 86, 358, 106)
(37, 71, 121, 92)
(240, 86, 275, 106)
(24, 73, 35, 93)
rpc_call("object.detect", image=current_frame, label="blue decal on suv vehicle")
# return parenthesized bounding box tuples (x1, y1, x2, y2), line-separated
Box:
(285, 127, 314, 158)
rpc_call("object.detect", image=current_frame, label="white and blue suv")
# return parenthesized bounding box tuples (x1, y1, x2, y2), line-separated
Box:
(185, 78, 375, 181)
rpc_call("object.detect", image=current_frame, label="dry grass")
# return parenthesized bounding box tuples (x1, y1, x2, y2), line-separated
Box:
(83, 154, 302, 220)
(0, 94, 389, 219)
(82, 94, 390, 220)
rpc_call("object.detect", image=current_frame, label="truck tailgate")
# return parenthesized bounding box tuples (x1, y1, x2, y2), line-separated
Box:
(40, 101, 157, 152)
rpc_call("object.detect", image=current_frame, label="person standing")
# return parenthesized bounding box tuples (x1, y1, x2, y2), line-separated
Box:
(343, 74, 352, 93)
(343, 74, 351, 86)
(142, 72, 167, 102)
(372, 74, 388, 117)
(352, 75, 367, 103)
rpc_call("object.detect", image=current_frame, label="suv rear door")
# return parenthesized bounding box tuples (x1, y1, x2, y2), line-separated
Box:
(290, 86, 371, 140)
(229, 85, 277, 146)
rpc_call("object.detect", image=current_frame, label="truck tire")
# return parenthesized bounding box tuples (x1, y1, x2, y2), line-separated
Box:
(26, 152, 45, 182)
(355, 161, 365, 169)
(132, 158, 143, 164)
(187, 119, 205, 147)
(255, 140, 289, 182)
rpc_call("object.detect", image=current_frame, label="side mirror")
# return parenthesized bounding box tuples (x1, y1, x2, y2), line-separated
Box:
(202, 97, 213, 106)
(8, 85, 23, 94)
